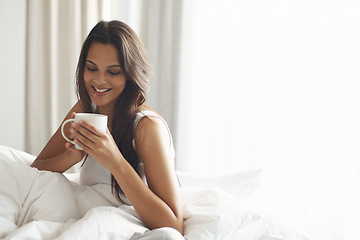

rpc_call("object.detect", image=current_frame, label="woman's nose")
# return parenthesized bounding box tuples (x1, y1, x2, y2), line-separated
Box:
(95, 72, 107, 84)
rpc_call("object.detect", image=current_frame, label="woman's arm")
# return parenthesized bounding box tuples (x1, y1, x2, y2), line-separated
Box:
(115, 116, 183, 233)
(70, 115, 184, 233)
(30, 101, 85, 172)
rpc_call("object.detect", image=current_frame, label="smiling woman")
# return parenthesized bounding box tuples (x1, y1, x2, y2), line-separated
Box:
(26, 20, 184, 238)
(83, 43, 127, 113)
(2, 0, 360, 239)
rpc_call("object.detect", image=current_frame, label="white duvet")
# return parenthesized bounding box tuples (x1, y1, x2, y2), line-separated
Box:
(0, 146, 309, 240)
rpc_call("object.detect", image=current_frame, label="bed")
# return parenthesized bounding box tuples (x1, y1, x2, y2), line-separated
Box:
(0, 145, 309, 240)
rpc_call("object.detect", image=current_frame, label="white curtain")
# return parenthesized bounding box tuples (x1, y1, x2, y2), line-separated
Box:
(176, 0, 360, 239)
(26, 0, 112, 155)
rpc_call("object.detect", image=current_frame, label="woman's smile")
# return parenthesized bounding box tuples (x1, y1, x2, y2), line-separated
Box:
(92, 85, 112, 95)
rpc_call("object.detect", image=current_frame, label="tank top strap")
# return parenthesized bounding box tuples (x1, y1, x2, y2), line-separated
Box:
(133, 110, 161, 131)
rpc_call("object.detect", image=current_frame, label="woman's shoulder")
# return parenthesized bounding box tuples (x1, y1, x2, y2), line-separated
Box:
(133, 106, 174, 161)
(70, 100, 86, 114)
(134, 106, 171, 146)
(60, 101, 84, 124)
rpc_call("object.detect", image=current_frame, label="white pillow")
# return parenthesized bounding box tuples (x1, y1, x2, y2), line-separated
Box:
(0, 145, 35, 165)
(176, 169, 262, 201)
(182, 187, 269, 240)
(182, 187, 310, 240)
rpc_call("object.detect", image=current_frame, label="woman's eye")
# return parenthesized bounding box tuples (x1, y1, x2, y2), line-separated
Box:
(109, 71, 121, 75)
(87, 66, 97, 72)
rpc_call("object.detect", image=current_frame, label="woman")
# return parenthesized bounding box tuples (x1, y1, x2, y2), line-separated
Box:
(31, 20, 184, 238)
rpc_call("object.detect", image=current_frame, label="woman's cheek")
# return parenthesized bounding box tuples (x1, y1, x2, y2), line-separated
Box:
(83, 70, 91, 82)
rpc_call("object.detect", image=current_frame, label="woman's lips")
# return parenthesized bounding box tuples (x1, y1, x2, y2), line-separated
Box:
(92, 85, 112, 95)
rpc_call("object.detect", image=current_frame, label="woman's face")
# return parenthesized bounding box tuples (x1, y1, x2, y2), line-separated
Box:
(83, 42, 127, 113)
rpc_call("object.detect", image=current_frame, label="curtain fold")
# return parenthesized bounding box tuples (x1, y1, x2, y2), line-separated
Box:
(109, 0, 183, 152)
(26, 0, 109, 155)
(136, 0, 183, 138)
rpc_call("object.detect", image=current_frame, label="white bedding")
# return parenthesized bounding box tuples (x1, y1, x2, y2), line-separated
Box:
(0, 146, 310, 240)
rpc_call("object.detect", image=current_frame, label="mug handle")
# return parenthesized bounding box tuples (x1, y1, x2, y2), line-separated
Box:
(61, 119, 76, 145)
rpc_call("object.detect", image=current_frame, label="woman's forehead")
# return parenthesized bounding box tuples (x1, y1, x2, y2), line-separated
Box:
(87, 42, 120, 66)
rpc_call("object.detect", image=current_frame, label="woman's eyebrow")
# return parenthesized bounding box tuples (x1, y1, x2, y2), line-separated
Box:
(86, 60, 96, 65)
(86, 60, 121, 69)
(107, 64, 122, 68)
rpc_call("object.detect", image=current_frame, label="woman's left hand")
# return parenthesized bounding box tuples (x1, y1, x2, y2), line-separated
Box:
(70, 120, 123, 170)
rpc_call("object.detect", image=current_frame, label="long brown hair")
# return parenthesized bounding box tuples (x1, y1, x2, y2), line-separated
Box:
(75, 20, 152, 200)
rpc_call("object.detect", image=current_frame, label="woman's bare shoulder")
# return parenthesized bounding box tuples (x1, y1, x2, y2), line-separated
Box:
(135, 108, 170, 150)
(71, 100, 85, 114)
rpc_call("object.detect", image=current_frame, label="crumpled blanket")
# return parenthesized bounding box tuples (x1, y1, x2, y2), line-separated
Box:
(0, 146, 310, 240)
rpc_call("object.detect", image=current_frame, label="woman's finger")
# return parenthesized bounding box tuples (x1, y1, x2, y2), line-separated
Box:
(68, 126, 76, 140)
(79, 120, 105, 137)
(65, 141, 87, 162)
(70, 122, 91, 139)
(66, 141, 83, 152)
(74, 137, 92, 151)
(71, 127, 95, 147)
(65, 141, 72, 150)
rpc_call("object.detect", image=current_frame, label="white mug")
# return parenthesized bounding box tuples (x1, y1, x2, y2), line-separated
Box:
(61, 113, 108, 150)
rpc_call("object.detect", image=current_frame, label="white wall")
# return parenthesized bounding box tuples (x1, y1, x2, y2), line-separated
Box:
(0, 0, 26, 151)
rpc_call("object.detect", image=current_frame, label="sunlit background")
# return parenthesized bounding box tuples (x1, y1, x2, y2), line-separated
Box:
(1, 0, 360, 239)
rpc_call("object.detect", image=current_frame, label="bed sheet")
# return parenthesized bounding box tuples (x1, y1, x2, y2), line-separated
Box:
(0, 146, 310, 240)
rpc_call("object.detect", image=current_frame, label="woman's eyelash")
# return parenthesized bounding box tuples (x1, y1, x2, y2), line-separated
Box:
(109, 71, 121, 75)
(87, 66, 97, 71)
(86, 66, 121, 75)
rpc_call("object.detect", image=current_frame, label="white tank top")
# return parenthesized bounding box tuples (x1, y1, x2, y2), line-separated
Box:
(79, 110, 175, 204)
